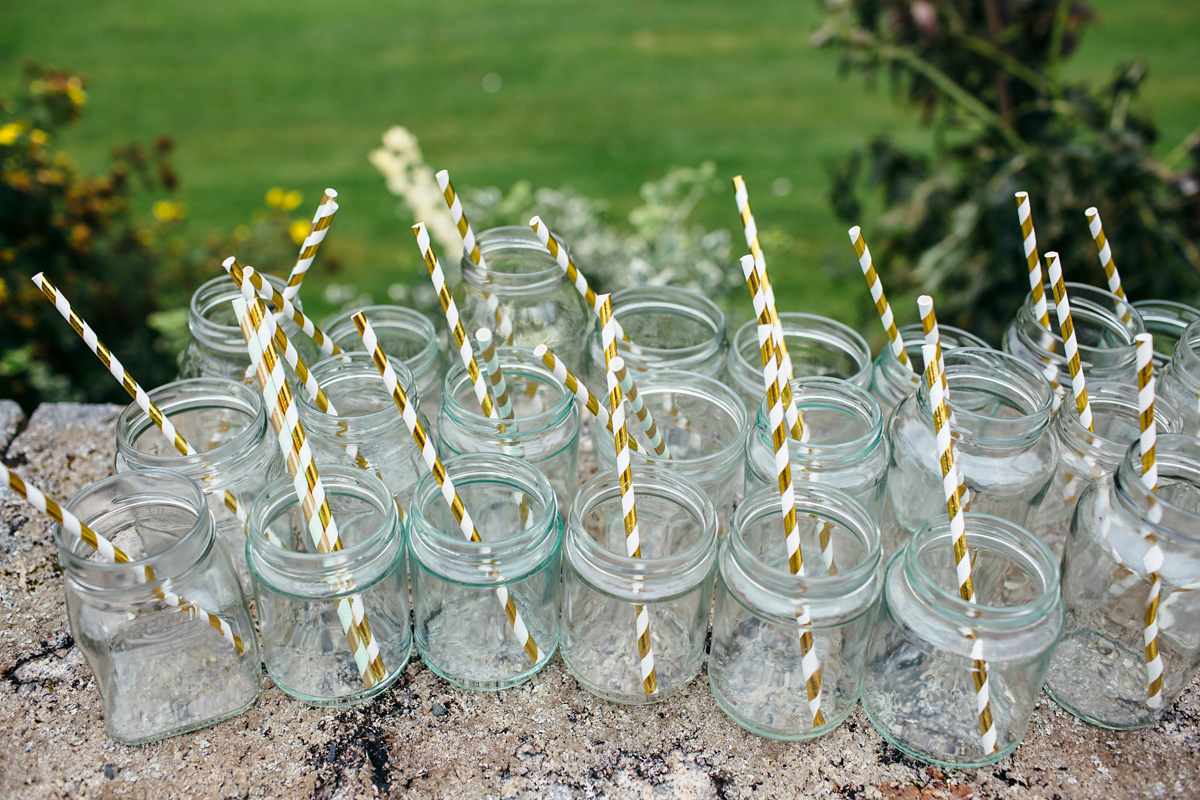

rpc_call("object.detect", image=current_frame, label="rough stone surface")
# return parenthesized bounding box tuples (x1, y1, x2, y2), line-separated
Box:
(0, 401, 24, 454)
(0, 403, 1197, 799)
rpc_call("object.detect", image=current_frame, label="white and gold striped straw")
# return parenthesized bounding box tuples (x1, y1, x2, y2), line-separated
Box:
(529, 216, 627, 342)
(352, 311, 542, 664)
(850, 226, 910, 370)
(733, 176, 795, 379)
(917, 295, 969, 509)
(1135, 333, 1165, 708)
(533, 344, 641, 453)
(437, 170, 513, 344)
(2, 461, 245, 654)
(740, 255, 804, 441)
(222, 257, 342, 357)
(476, 328, 515, 425)
(1015, 193, 1052, 330)
(282, 188, 338, 302)
(613, 357, 669, 458)
(1046, 252, 1094, 433)
(1085, 207, 1132, 326)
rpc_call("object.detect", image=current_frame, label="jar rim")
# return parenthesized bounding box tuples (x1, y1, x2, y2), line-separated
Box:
(1014, 281, 1144, 361)
(296, 352, 418, 435)
(462, 225, 567, 295)
(441, 347, 575, 436)
(1116, 433, 1200, 541)
(188, 274, 293, 355)
(588, 285, 727, 368)
(730, 312, 872, 391)
(755, 376, 883, 462)
(324, 305, 440, 371)
(1170, 319, 1200, 382)
(916, 347, 1054, 443)
(1056, 379, 1183, 460)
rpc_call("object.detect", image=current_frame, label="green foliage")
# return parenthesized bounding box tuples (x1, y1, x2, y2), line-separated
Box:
(815, 0, 1200, 341)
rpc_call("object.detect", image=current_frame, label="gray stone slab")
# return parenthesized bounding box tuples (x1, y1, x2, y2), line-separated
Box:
(0, 404, 1196, 799)
(0, 400, 24, 454)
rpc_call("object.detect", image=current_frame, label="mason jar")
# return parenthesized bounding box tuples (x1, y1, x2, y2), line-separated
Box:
(295, 352, 426, 519)
(1132, 299, 1200, 371)
(1032, 381, 1183, 559)
(438, 346, 581, 513)
(593, 370, 747, 535)
(728, 313, 872, 416)
(861, 513, 1064, 767)
(562, 468, 717, 704)
(114, 377, 284, 593)
(408, 453, 560, 690)
(745, 376, 889, 522)
(57, 470, 261, 744)
(1160, 319, 1200, 436)
(180, 273, 318, 383)
(1046, 434, 1200, 729)
(456, 225, 591, 370)
(325, 304, 445, 420)
(869, 323, 991, 417)
(884, 347, 1057, 556)
(709, 484, 883, 739)
(247, 466, 411, 706)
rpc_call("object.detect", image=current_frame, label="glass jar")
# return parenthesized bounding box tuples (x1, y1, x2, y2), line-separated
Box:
(745, 377, 889, 522)
(324, 304, 445, 419)
(884, 347, 1056, 556)
(593, 370, 747, 535)
(408, 453, 560, 690)
(1002, 281, 1144, 400)
(247, 466, 411, 706)
(1046, 434, 1200, 729)
(709, 484, 882, 739)
(562, 467, 717, 704)
(1032, 381, 1183, 559)
(295, 352, 427, 519)
(456, 225, 591, 370)
(57, 470, 261, 744)
(869, 323, 991, 417)
(114, 377, 284, 593)
(1160, 319, 1200, 436)
(861, 513, 1064, 767)
(438, 346, 581, 513)
(180, 273, 318, 384)
(1132, 299, 1200, 370)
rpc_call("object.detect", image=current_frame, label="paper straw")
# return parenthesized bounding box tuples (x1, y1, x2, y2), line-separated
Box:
(1135, 333, 1165, 708)
(916, 295, 969, 509)
(922, 342, 996, 754)
(1085, 207, 1132, 326)
(532, 344, 641, 453)
(2, 461, 244, 654)
(849, 226, 909, 370)
(282, 188, 338, 302)
(1015, 193, 1052, 330)
(1046, 252, 1094, 433)
(222, 257, 342, 357)
(528, 216, 628, 342)
(233, 295, 386, 688)
(351, 311, 542, 664)
(732, 176, 795, 378)
(412, 223, 498, 418)
(476, 328, 515, 424)
(613, 357, 670, 459)
(739, 255, 805, 441)
(437, 170, 514, 344)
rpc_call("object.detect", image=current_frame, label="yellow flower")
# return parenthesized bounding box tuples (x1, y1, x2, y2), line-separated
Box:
(289, 219, 310, 245)
(152, 200, 186, 222)
(0, 123, 21, 146)
(29, 130, 48, 146)
(265, 187, 285, 208)
(282, 190, 303, 211)
(67, 85, 87, 107)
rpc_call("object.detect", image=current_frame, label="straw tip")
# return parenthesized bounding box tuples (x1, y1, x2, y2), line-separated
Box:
(1135, 332, 1154, 346)
(221, 256, 237, 269)
(1084, 206, 1098, 216)
(30, 271, 45, 286)
(610, 355, 626, 372)
(1015, 191, 1028, 200)
(528, 215, 542, 228)
(475, 327, 492, 344)
(324, 188, 338, 199)
(917, 293, 934, 308)
(533, 344, 548, 358)
(847, 225, 861, 239)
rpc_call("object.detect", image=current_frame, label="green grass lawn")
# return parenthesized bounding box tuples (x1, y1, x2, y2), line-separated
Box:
(2, 0, 1197, 332)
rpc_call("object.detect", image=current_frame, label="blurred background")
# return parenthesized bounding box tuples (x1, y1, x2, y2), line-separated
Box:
(2, 0, 1198, 410)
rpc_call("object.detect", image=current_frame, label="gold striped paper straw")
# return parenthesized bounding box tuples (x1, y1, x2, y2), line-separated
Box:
(529, 216, 630, 343)
(1135, 333, 1165, 708)
(849, 226, 910, 370)
(1015, 193, 1052, 330)
(234, 295, 386, 688)
(917, 295, 969, 510)
(282, 188, 339, 302)
(352, 311, 542, 664)
(222, 257, 342, 358)
(757, 322, 825, 726)
(437, 170, 514, 344)
(739, 255, 804, 441)
(732, 176, 795, 377)
(614, 357, 669, 458)
(1085, 207, 1132, 326)
(533, 344, 641, 453)
(413, 222, 498, 418)
(922, 342, 996, 755)
(1046, 252, 1095, 433)
(2, 461, 245, 654)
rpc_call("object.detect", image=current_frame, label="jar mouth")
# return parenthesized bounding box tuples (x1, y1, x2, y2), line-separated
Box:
(883, 324, 990, 376)
(1170, 319, 1200, 389)
(115, 378, 267, 468)
(1057, 380, 1183, 460)
(1017, 282, 1144, 365)
(1117, 434, 1200, 543)
(324, 305, 440, 370)
(731, 312, 873, 391)
(755, 376, 883, 462)
(296, 352, 418, 434)
(589, 286, 727, 368)
(189, 274, 292, 355)
(462, 226, 566, 295)
(1134, 300, 1200, 368)
(904, 512, 1061, 626)
(441, 347, 574, 436)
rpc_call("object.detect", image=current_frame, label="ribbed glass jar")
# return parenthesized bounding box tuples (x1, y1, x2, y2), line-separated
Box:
(709, 484, 882, 739)
(57, 470, 261, 744)
(247, 466, 411, 706)
(745, 376, 889, 521)
(1133, 299, 1200, 370)
(869, 323, 990, 417)
(593, 370, 747, 535)
(861, 513, 1063, 767)
(408, 454, 561, 690)
(562, 468, 717, 704)
(1046, 434, 1200, 729)
(1160, 319, 1200, 436)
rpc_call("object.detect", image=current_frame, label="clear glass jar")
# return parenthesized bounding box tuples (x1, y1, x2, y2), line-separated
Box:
(1046, 434, 1200, 729)
(884, 347, 1056, 556)
(869, 323, 990, 417)
(114, 377, 284, 593)
(1032, 381, 1183, 559)
(438, 346, 581, 513)
(295, 352, 427, 518)
(562, 467, 717, 704)
(247, 466, 411, 706)
(1002, 281, 1144, 400)
(593, 370, 747, 535)
(456, 225, 591, 370)
(324, 304, 445, 418)
(745, 376, 889, 522)
(1132, 299, 1200, 370)
(57, 470, 261, 744)
(1160, 319, 1200, 437)
(180, 273, 318, 383)
(861, 513, 1063, 767)
(709, 484, 883, 739)
(408, 453, 560, 690)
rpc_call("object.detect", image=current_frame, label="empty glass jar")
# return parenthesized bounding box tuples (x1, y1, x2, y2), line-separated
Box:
(1160, 319, 1200, 436)
(869, 323, 990, 417)
(1133, 299, 1200, 370)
